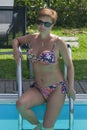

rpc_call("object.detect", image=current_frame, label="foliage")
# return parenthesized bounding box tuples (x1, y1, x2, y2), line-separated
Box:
(14, 0, 87, 27)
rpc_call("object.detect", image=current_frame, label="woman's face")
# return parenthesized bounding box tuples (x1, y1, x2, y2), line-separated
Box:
(37, 16, 53, 34)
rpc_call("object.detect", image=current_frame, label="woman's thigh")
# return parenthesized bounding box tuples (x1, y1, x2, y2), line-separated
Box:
(17, 87, 45, 108)
(43, 86, 66, 127)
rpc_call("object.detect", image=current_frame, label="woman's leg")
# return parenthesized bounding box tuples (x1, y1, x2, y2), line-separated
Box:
(43, 85, 66, 129)
(16, 87, 45, 125)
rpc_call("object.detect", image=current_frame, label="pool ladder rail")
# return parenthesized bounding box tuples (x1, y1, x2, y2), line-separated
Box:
(17, 45, 74, 130)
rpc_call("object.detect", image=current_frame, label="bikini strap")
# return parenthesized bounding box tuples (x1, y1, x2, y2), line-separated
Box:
(51, 43, 56, 51)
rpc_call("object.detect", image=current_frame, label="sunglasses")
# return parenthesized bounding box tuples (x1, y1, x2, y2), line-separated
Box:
(37, 20, 53, 27)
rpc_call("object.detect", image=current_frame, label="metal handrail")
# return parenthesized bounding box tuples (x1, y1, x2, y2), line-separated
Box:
(17, 47, 23, 130)
(67, 45, 74, 130)
(69, 97, 74, 130)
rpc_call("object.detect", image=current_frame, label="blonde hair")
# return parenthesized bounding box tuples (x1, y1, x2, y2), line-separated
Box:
(37, 8, 58, 24)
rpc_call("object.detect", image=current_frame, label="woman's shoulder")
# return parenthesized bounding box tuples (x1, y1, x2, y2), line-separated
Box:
(55, 35, 66, 47)
(51, 34, 67, 51)
(51, 34, 65, 44)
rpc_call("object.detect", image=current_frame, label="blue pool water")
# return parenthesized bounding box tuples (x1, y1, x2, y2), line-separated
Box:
(0, 103, 87, 130)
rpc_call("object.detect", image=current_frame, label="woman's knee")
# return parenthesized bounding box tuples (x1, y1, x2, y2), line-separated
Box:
(16, 99, 21, 109)
(16, 98, 25, 110)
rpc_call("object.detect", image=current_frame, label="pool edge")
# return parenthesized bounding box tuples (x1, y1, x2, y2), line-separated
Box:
(0, 93, 87, 104)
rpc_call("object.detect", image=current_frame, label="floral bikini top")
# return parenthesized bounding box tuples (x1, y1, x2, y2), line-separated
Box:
(27, 44, 57, 64)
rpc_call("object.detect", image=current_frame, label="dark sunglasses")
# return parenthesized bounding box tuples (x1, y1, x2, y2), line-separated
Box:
(37, 20, 53, 27)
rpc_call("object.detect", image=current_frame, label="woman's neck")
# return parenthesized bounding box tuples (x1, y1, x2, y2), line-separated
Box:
(39, 33, 51, 40)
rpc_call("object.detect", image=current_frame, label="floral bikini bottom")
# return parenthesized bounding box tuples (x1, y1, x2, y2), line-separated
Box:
(30, 81, 67, 100)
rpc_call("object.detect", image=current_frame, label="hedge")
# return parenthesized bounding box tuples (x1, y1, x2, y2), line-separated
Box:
(14, 0, 87, 27)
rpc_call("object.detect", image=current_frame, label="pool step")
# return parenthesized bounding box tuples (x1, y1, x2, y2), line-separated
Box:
(0, 94, 87, 104)
(22, 128, 70, 130)
(22, 119, 70, 130)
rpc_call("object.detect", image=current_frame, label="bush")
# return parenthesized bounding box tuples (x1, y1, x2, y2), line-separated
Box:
(14, 0, 87, 27)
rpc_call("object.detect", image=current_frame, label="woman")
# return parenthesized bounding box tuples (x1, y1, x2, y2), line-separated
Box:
(12, 8, 76, 130)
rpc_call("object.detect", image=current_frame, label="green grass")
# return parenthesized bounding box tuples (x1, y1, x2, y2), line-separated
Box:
(0, 27, 87, 80)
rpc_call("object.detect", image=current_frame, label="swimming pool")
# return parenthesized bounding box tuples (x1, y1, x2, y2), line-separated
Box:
(0, 94, 87, 130)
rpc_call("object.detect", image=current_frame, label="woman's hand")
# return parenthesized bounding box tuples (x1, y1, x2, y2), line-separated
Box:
(13, 48, 22, 64)
(67, 88, 76, 101)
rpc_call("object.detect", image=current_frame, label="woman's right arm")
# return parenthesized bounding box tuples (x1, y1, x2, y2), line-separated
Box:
(12, 34, 31, 63)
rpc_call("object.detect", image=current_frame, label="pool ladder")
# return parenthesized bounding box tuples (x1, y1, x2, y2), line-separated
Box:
(17, 45, 74, 130)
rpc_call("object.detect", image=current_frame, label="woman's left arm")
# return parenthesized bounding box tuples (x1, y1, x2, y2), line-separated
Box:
(58, 39, 76, 100)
